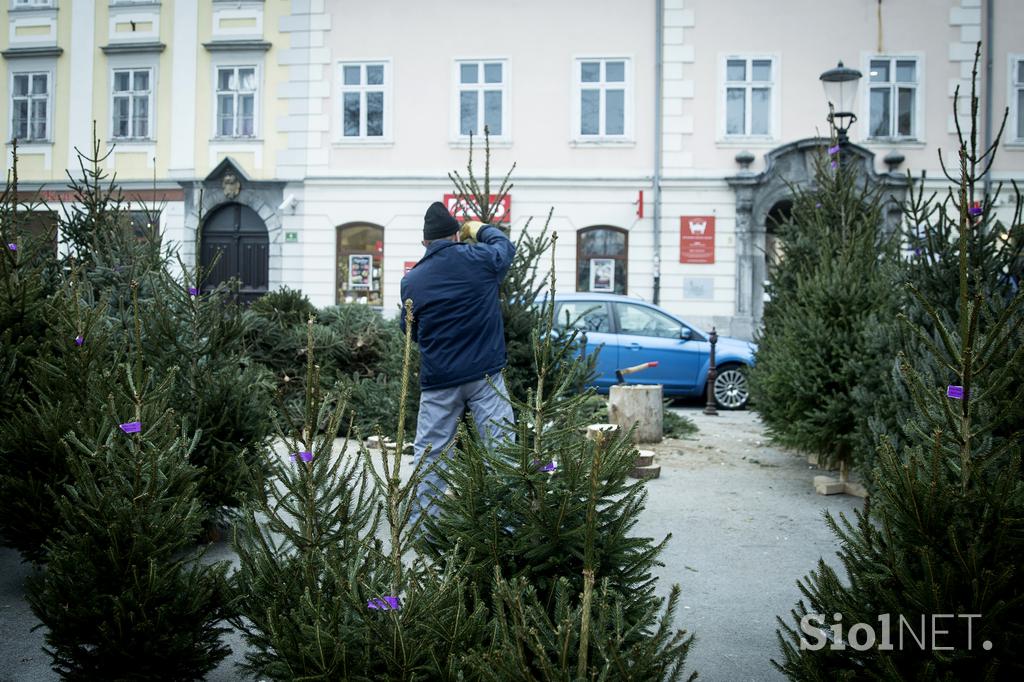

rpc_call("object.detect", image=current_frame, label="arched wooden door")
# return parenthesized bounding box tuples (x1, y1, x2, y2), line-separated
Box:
(201, 203, 269, 302)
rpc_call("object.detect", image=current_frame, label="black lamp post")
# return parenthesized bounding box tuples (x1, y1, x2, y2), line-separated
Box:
(819, 61, 863, 146)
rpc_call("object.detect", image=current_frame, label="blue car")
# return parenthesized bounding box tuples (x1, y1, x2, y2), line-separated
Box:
(549, 293, 757, 409)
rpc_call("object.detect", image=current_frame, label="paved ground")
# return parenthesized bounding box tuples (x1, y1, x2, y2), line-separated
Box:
(0, 405, 863, 681)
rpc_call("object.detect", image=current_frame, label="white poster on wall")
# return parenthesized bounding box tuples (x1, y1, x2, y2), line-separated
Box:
(590, 258, 615, 292)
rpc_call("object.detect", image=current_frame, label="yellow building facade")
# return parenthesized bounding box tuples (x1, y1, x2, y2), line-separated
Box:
(1, 0, 292, 182)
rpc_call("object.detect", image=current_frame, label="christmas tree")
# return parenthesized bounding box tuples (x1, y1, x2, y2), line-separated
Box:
(26, 284, 230, 679)
(0, 141, 58, 427)
(857, 98, 1024, 481)
(58, 130, 166, 303)
(0, 274, 123, 560)
(775, 45, 1024, 680)
(749, 135, 899, 475)
(138, 262, 276, 521)
(232, 308, 487, 679)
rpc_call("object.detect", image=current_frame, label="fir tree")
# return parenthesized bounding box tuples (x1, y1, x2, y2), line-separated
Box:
(749, 139, 899, 474)
(421, 244, 695, 678)
(26, 283, 230, 680)
(58, 130, 166, 303)
(857, 142, 1024, 482)
(0, 141, 58, 427)
(138, 262, 276, 520)
(232, 308, 487, 680)
(0, 275, 122, 560)
(775, 45, 1024, 680)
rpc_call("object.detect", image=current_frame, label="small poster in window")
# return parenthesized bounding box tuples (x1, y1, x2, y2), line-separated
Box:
(348, 254, 373, 290)
(590, 258, 615, 292)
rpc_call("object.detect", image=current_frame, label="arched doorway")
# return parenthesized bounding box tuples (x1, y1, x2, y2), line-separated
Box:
(200, 202, 269, 303)
(577, 225, 628, 294)
(336, 222, 384, 306)
(728, 139, 909, 338)
(764, 199, 791, 281)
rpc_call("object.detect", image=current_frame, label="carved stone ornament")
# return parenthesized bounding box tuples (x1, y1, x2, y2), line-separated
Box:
(222, 172, 241, 199)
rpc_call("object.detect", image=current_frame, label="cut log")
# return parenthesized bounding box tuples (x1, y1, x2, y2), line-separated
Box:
(608, 384, 664, 443)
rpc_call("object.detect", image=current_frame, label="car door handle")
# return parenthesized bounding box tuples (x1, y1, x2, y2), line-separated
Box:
(629, 343, 641, 350)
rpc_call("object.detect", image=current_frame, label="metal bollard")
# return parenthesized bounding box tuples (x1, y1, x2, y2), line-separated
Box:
(704, 326, 719, 416)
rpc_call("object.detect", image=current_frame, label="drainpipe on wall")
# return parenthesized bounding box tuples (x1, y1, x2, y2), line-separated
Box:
(653, 0, 664, 304)
(983, 0, 993, 202)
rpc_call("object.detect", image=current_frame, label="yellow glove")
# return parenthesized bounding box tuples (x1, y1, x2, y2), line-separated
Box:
(460, 220, 485, 242)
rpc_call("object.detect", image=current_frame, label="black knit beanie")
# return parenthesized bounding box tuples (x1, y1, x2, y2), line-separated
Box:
(423, 201, 460, 240)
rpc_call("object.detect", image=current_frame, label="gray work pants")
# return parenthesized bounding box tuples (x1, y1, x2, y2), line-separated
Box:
(412, 373, 514, 523)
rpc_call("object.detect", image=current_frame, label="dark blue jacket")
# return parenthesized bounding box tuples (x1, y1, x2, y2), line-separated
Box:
(400, 225, 515, 390)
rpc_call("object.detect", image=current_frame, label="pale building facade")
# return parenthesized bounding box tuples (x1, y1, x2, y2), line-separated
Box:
(3, 0, 1022, 338)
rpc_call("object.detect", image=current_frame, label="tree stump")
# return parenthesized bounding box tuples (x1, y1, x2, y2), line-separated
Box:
(608, 385, 663, 443)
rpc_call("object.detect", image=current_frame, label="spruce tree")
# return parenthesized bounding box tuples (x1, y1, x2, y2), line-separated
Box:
(232, 310, 487, 680)
(0, 141, 58, 427)
(58, 131, 166, 303)
(138, 262, 276, 519)
(775, 45, 1024, 680)
(749, 138, 899, 474)
(0, 275, 123, 560)
(857, 136, 1024, 481)
(26, 284, 230, 680)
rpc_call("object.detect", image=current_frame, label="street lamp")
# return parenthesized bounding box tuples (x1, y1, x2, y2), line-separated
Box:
(819, 61, 863, 145)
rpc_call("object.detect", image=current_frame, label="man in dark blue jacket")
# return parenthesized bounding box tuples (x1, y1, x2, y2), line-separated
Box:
(400, 201, 516, 522)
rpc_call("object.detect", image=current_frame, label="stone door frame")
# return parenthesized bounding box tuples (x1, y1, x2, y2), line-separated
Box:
(180, 157, 286, 292)
(726, 138, 909, 338)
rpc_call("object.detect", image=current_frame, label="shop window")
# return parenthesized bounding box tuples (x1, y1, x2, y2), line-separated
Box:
(576, 225, 627, 294)
(336, 222, 383, 306)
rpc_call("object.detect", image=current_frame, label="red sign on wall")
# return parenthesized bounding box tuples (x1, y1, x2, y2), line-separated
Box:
(679, 216, 715, 264)
(443, 193, 511, 223)
(403, 261, 418, 276)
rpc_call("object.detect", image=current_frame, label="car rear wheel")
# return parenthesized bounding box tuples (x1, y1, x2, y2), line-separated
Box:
(713, 364, 749, 410)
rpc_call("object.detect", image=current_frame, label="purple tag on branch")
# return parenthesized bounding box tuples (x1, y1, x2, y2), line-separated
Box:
(531, 459, 557, 472)
(968, 203, 982, 216)
(830, 161, 838, 170)
(7, 243, 16, 251)
(815, 202, 822, 208)
(828, 145, 840, 156)
(188, 287, 199, 297)
(368, 596, 400, 611)
(946, 385, 965, 400)
(74, 335, 84, 346)
(289, 451, 313, 463)
(119, 421, 142, 433)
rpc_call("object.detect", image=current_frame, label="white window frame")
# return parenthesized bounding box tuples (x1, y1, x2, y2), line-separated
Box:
(571, 56, 633, 144)
(9, 70, 52, 143)
(451, 58, 509, 144)
(110, 67, 154, 141)
(1010, 54, 1024, 144)
(720, 55, 778, 141)
(11, 0, 54, 7)
(336, 60, 392, 144)
(863, 54, 923, 142)
(213, 64, 259, 139)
